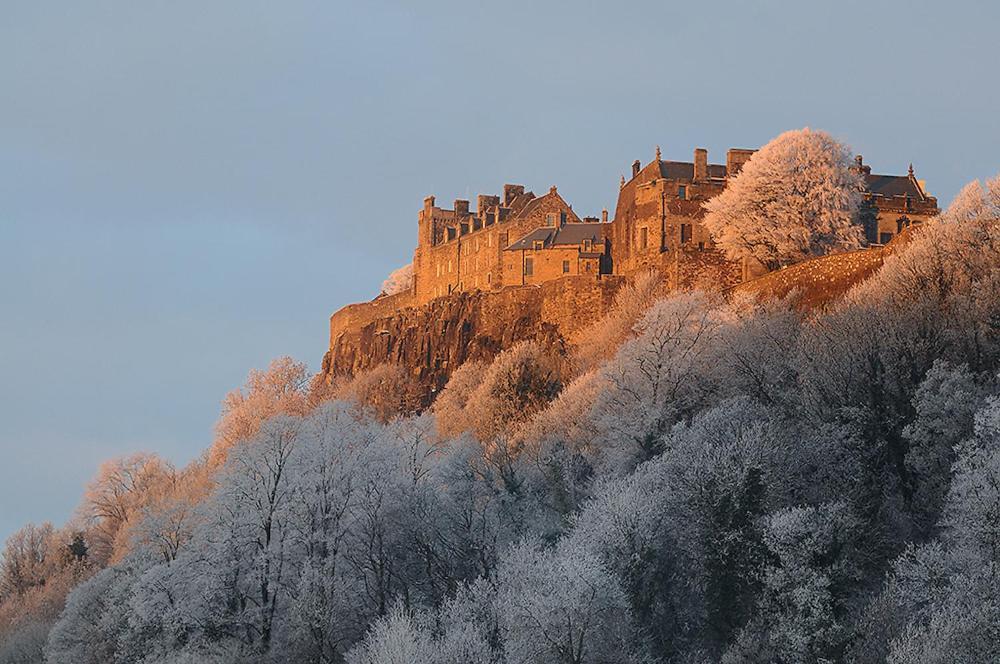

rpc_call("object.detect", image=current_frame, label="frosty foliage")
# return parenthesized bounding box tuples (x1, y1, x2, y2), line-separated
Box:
(210, 356, 310, 466)
(572, 270, 662, 371)
(379, 263, 413, 297)
(10, 171, 1000, 663)
(703, 127, 864, 269)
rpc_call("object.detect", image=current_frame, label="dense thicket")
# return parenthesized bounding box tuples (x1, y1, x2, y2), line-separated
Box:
(2, 176, 1000, 663)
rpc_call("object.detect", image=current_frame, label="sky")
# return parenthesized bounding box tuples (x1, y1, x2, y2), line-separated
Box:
(1, 0, 998, 544)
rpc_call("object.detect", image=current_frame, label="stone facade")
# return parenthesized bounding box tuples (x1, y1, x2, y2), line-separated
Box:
(609, 147, 938, 288)
(404, 146, 936, 306)
(412, 184, 593, 303)
(501, 221, 610, 287)
(611, 147, 755, 288)
(851, 156, 939, 245)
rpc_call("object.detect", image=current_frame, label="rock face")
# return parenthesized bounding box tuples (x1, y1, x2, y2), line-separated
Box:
(322, 276, 625, 399)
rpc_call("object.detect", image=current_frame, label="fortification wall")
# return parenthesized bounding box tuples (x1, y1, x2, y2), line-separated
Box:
(328, 291, 416, 347)
(727, 246, 887, 308)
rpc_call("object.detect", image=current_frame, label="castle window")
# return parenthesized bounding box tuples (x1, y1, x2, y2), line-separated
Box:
(501, 231, 509, 248)
(448, 260, 452, 273)
(524, 257, 534, 276)
(560, 211, 567, 225)
(562, 260, 570, 274)
(678, 185, 687, 200)
(680, 224, 692, 244)
(639, 227, 648, 250)
(545, 213, 556, 227)
(698, 241, 705, 251)
(583, 238, 593, 252)
(585, 261, 592, 272)
(487, 272, 492, 284)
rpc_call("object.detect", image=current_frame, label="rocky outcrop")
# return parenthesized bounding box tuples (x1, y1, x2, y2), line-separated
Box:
(321, 276, 625, 398)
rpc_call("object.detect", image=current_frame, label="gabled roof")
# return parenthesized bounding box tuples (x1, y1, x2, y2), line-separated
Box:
(864, 173, 924, 199)
(505, 222, 605, 251)
(507, 192, 536, 214)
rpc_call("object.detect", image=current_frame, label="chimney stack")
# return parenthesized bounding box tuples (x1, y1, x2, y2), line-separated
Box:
(601, 208, 609, 223)
(694, 148, 708, 181)
(503, 183, 524, 206)
(453, 199, 469, 216)
(477, 194, 499, 216)
(726, 148, 755, 177)
(632, 160, 641, 178)
(423, 195, 435, 210)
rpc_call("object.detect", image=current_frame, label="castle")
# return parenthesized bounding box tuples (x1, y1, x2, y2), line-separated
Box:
(407, 147, 939, 305)
(325, 146, 939, 393)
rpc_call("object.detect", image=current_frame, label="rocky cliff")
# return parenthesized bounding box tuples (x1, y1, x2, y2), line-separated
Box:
(322, 234, 914, 401)
(321, 276, 625, 397)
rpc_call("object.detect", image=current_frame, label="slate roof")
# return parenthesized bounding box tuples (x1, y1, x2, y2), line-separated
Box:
(505, 223, 605, 251)
(864, 173, 924, 199)
(657, 160, 728, 180)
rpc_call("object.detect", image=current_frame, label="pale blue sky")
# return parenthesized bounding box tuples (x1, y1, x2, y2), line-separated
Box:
(1, 0, 998, 543)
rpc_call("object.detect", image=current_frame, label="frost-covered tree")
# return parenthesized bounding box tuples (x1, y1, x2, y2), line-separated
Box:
(210, 356, 310, 466)
(591, 291, 723, 474)
(904, 361, 994, 533)
(572, 270, 661, 372)
(703, 127, 864, 270)
(332, 363, 423, 422)
(380, 263, 413, 297)
(492, 542, 643, 664)
(0, 523, 55, 599)
(82, 452, 176, 564)
(432, 359, 487, 439)
(347, 604, 435, 664)
(466, 341, 563, 446)
(724, 502, 861, 664)
(0, 523, 88, 664)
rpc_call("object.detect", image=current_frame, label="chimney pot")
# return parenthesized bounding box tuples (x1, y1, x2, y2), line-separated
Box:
(601, 208, 609, 223)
